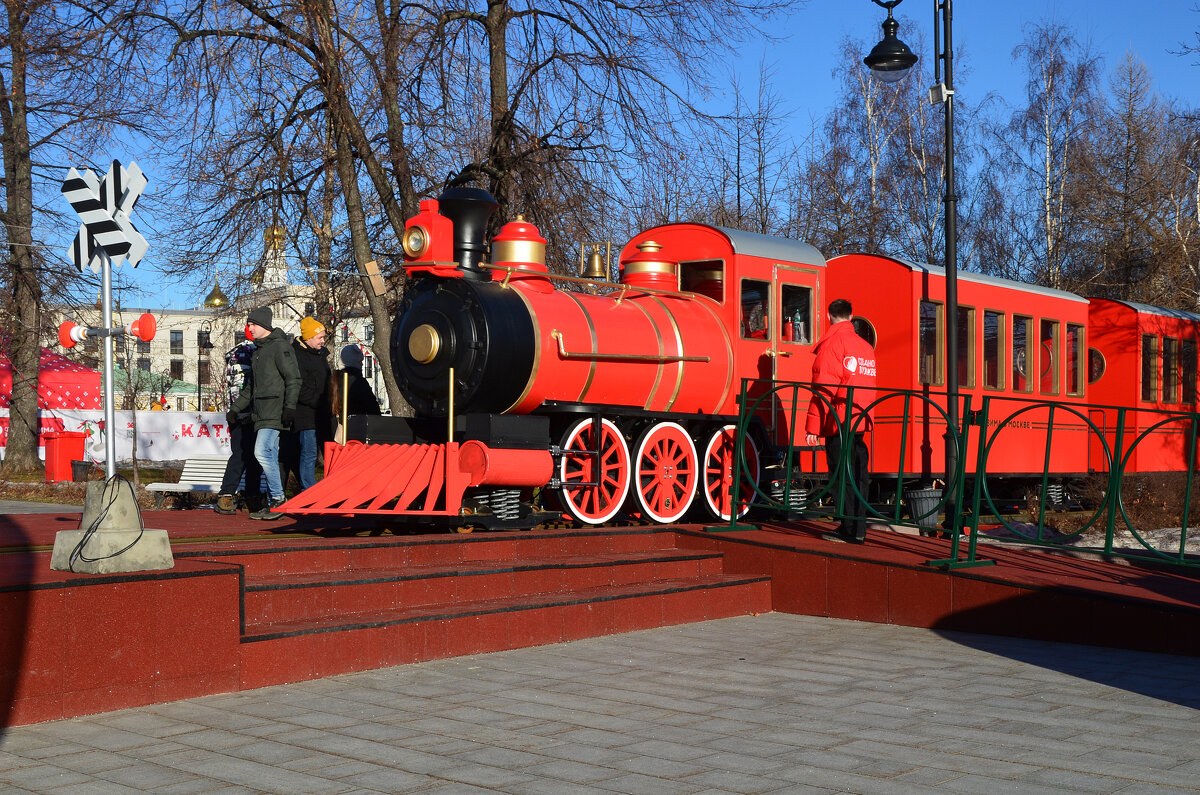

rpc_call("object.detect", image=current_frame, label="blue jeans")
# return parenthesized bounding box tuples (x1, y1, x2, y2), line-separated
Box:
(254, 428, 284, 501)
(297, 429, 318, 490)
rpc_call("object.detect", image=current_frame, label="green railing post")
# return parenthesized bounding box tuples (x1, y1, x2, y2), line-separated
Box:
(1181, 416, 1198, 561)
(703, 377, 758, 533)
(1103, 408, 1127, 557)
(927, 394, 994, 569)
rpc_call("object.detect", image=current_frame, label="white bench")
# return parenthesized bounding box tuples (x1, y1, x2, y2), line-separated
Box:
(145, 454, 265, 509)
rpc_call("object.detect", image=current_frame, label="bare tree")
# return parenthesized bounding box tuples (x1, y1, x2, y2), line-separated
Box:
(691, 65, 799, 236)
(1, 0, 162, 474)
(795, 33, 930, 258)
(154, 0, 794, 419)
(435, 0, 791, 219)
(1170, 118, 1200, 308)
(1072, 53, 1174, 300)
(988, 22, 1102, 288)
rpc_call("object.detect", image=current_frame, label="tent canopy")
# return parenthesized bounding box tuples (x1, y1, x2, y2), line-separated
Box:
(0, 348, 101, 410)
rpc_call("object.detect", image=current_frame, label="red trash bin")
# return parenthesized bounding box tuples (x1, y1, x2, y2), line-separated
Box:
(44, 431, 87, 483)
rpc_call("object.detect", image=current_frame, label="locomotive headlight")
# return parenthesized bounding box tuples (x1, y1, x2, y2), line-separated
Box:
(408, 323, 442, 364)
(402, 225, 430, 258)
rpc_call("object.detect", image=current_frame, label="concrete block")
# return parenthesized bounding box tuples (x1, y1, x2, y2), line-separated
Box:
(50, 480, 173, 573)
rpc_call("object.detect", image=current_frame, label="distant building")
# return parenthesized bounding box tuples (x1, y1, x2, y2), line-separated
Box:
(45, 227, 389, 413)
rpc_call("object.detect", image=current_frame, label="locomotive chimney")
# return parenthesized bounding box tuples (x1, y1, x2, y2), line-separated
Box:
(437, 186, 499, 281)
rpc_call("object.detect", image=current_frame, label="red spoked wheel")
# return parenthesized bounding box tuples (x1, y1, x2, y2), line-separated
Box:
(558, 417, 631, 525)
(700, 424, 760, 521)
(631, 421, 698, 524)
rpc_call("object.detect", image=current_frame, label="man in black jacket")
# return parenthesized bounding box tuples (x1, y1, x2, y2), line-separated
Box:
(228, 306, 301, 520)
(284, 316, 331, 490)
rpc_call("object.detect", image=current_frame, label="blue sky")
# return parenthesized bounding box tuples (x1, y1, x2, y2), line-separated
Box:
(750, 0, 1198, 119)
(100, 0, 1199, 310)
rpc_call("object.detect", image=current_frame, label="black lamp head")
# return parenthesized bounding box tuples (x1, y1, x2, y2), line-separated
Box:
(864, 9, 918, 83)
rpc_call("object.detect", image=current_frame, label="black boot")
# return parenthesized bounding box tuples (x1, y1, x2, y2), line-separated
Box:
(250, 497, 287, 521)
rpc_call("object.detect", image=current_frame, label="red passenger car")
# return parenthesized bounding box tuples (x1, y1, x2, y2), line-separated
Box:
(1087, 299, 1200, 474)
(826, 254, 1091, 485)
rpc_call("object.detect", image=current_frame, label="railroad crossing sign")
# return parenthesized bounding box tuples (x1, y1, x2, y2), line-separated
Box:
(61, 159, 148, 272)
(59, 159, 152, 480)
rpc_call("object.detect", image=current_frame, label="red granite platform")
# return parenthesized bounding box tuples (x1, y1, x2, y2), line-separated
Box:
(1, 508, 1197, 728)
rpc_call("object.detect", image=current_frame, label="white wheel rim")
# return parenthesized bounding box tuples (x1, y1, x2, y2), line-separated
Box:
(633, 421, 698, 523)
(702, 424, 759, 521)
(558, 417, 631, 525)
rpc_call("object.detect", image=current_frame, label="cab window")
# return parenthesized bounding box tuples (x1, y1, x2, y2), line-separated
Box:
(741, 279, 769, 340)
(680, 260, 725, 302)
(852, 316, 877, 347)
(780, 284, 812, 344)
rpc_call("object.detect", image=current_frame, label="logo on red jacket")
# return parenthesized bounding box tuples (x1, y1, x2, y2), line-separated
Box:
(843, 356, 858, 373)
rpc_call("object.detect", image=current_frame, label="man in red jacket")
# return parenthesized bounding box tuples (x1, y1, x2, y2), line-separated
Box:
(805, 298, 877, 543)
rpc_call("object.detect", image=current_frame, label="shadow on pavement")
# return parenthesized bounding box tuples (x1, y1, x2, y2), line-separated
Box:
(934, 592, 1200, 709)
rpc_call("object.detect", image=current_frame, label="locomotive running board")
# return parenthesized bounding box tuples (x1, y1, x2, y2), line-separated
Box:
(281, 442, 471, 516)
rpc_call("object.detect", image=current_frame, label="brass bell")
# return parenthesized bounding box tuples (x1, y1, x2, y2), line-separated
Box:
(582, 247, 607, 280)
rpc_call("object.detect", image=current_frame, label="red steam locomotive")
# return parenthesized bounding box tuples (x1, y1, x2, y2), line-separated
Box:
(284, 188, 1197, 529)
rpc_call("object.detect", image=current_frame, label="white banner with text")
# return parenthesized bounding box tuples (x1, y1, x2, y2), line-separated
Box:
(0, 409, 232, 462)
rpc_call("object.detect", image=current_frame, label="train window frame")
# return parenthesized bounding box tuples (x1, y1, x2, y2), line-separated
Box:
(983, 309, 1005, 391)
(1066, 323, 1085, 397)
(918, 300, 944, 386)
(1183, 339, 1197, 404)
(1163, 336, 1180, 403)
(1141, 334, 1158, 402)
(679, 259, 726, 303)
(778, 283, 813, 345)
(1039, 319, 1060, 396)
(1012, 314, 1033, 393)
(740, 278, 770, 341)
(957, 305, 976, 389)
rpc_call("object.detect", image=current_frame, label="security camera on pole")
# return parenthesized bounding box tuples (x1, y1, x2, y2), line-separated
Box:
(50, 159, 174, 574)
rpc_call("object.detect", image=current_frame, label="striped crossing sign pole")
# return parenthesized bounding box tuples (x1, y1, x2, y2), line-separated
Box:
(61, 160, 150, 477)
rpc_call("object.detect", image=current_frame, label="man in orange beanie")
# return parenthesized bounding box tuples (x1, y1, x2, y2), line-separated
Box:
(284, 316, 331, 490)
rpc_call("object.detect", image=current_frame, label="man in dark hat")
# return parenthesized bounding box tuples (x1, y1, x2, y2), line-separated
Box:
(228, 306, 301, 520)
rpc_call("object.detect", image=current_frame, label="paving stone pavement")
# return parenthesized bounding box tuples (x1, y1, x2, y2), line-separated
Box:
(1, 613, 1198, 794)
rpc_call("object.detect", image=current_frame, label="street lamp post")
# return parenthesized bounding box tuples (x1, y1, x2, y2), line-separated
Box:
(197, 324, 214, 411)
(864, 0, 959, 502)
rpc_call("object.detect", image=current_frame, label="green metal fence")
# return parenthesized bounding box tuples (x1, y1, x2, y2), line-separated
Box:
(720, 377, 1199, 570)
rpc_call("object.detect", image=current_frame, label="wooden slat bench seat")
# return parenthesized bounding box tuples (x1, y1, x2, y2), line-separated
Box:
(145, 454, 264, 509)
